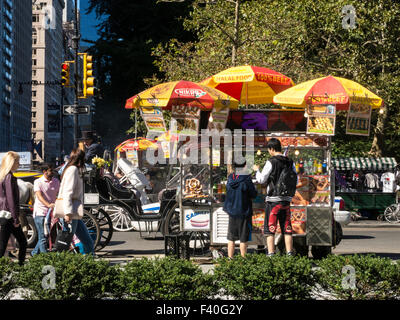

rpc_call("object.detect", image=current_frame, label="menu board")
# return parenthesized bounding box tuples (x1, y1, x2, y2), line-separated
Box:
(306, 104, 336, 136)
(140, 107, 166, 133)
(252, 208, 266, 234)
(346, 103, 372, 136)
(208, 106, 230, 132)
(170, 105, 200, 136)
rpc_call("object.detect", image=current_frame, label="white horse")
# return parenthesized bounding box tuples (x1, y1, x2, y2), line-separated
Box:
(17, 179, 35, 205)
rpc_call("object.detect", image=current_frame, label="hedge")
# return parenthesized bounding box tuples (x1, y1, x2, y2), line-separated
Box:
(0, 252, 399, 300)
(213, 254, 316, 300)
(314, 254, 400, 300)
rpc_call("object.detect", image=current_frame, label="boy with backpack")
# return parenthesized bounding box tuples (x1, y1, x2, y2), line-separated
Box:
(223, 161, 258, 258)
(253, 138, 297, 256)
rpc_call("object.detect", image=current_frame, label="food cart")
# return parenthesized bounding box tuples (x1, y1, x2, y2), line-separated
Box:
(203, 109, 339, 259)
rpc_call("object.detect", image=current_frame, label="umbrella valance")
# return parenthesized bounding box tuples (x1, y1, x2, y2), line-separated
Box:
(332, 157, 397, 171)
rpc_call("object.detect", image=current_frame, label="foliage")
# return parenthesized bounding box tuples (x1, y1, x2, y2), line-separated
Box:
(0, 258, 20, 299)
(213, 254, 315, 300)
(16, 252, 118, 300)
(114, 256, 216, 299)
(314, 254, 400, 300)
(152, 0, 400, 159)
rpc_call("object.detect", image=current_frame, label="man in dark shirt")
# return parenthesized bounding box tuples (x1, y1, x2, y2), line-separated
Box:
(80, 131, 104, 164)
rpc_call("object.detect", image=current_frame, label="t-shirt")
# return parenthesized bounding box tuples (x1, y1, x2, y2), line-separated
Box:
(33, 176, 60, 217)
(381, 172, 396, 193)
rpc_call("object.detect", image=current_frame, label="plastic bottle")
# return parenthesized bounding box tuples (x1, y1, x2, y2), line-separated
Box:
(295, 162, 300, 173)
(322, 160, 327, 174)
(299, 159, 304, 174)
(317, 161, 323, 174)
(313, 159, 318, 175)
(308, 158, 313, 175)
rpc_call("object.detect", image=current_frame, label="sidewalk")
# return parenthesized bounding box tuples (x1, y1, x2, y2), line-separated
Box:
(344, 220, 400, 228)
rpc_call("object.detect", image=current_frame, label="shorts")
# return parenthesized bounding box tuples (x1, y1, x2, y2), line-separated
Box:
(264, 201, 292, 235)
(227, 215, 252, 243)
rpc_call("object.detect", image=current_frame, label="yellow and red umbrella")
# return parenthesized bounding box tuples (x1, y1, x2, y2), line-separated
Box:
(273, 75, 383, 110)
(125, 80, 239, 110)
(114, 138, 158, 152)
(200, 65, 294, 105)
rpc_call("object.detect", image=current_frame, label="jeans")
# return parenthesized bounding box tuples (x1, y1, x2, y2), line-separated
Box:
(32, 216, 47, 255)
(62, 219, 94, 255)
(0, 220, 27, 265)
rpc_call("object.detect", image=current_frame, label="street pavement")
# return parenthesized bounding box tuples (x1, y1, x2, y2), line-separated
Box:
(95, 220, 400, 268)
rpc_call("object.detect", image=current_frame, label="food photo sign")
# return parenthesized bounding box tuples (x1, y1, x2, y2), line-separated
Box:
(170, 105, 200, 136)
(346, 103, 372, 136)
(140, 106, 167, 133)
(306, 104, 336, 136)
(182, 207, 211, 231)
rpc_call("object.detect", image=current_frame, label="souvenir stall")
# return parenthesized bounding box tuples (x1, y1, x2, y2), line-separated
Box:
(333, 157, 398, 217)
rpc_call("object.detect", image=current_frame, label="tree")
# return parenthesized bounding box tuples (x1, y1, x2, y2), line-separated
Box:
(152, 0, 400, 159)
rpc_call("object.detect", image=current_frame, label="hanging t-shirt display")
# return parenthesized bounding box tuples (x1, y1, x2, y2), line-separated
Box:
(381, 172, 396, 193)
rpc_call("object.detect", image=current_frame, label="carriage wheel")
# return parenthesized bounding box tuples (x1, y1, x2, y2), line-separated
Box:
(87, 207, 114, 251)
(106, 205, 136, 232)
(162, 203, 210, 257)
(82, 210, 101, 249)
(384, 204, 400, 223)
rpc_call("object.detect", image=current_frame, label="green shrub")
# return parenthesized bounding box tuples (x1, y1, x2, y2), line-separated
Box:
(213, 254, 315, 300)
(315, 254, 400, 300)
(115, 256, 217, 300)
(0, 257, 21, 299)
(16, 252, 118, 300)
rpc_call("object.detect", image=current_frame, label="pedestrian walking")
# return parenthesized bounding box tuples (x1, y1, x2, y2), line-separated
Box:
(31, 163, 60, 256)
(58, 148, 94, 254)
(223, 161, 257, 258)
(0, 152, 27, 265)
(253, 138, 297, 256)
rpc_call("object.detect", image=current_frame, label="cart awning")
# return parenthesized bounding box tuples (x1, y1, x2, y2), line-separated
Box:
(332, 157, 397, 171)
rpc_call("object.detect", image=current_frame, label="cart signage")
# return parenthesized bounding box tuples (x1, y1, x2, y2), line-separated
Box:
(171, 105, 200, 136)
(140, 107, 167, 133)
(306, 104, 336, 136)
(226, 110, 307, 132)
(346, 103, 372, 136)
(84, 193, 99, 205)
(183, 208, 210, 231)
(174, 88, 207, 98)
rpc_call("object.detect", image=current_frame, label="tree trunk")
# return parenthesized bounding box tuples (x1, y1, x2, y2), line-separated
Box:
(231, 0, 240, 66)
(369, 107, 386, 157)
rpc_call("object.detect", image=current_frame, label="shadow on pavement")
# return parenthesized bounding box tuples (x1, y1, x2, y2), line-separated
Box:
(342, 235, 375, 240)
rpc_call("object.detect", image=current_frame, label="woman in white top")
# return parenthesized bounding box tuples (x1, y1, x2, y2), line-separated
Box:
(59, 148, 94, 254)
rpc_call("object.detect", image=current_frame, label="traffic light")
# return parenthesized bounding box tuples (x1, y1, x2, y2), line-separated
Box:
(82, 53, 97, 97)
(61, 62, 70, 86)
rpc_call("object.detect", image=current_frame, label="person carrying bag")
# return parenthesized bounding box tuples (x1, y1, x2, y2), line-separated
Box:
(53, 148, 93, 254)
(0, 152, 27, 265)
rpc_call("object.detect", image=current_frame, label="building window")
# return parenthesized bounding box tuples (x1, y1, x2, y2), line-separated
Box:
(32, 70, 37, 77)
(32, 122, 36, 129)
(32, 133, 36, 139)
(32, 14, 39, 22)
(32, 112, 36, 118)
(32, 59, 37, 66)
(32, 91, 36, 97)
(32, 49, 37, 55)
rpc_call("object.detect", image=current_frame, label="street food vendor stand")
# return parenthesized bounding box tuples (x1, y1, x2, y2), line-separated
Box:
(333, 157, 398, 218)
(204, 109, 337, 259)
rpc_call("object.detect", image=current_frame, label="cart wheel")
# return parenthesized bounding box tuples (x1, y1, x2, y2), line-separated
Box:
(334, 221, 343, 246)
(87, 207, 114, 251)
(106, 205, 136, 232)
(82, 210, 101, 249)
(26, 215, 38, 249)
(162, 203, 210, 257)
(311, 245, 332, 260)
(384, 204, 400, 223)
(162, 203, 183, 236)
(293, 244, 309, 257)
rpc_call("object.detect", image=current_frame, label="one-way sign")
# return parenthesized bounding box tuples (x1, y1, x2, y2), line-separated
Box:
(63, 105, 91, 115)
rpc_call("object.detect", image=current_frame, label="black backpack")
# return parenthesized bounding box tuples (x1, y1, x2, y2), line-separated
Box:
(274, 159, 297, 197)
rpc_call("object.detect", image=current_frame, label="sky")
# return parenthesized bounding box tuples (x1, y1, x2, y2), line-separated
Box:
(79, 0, 102, 45)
